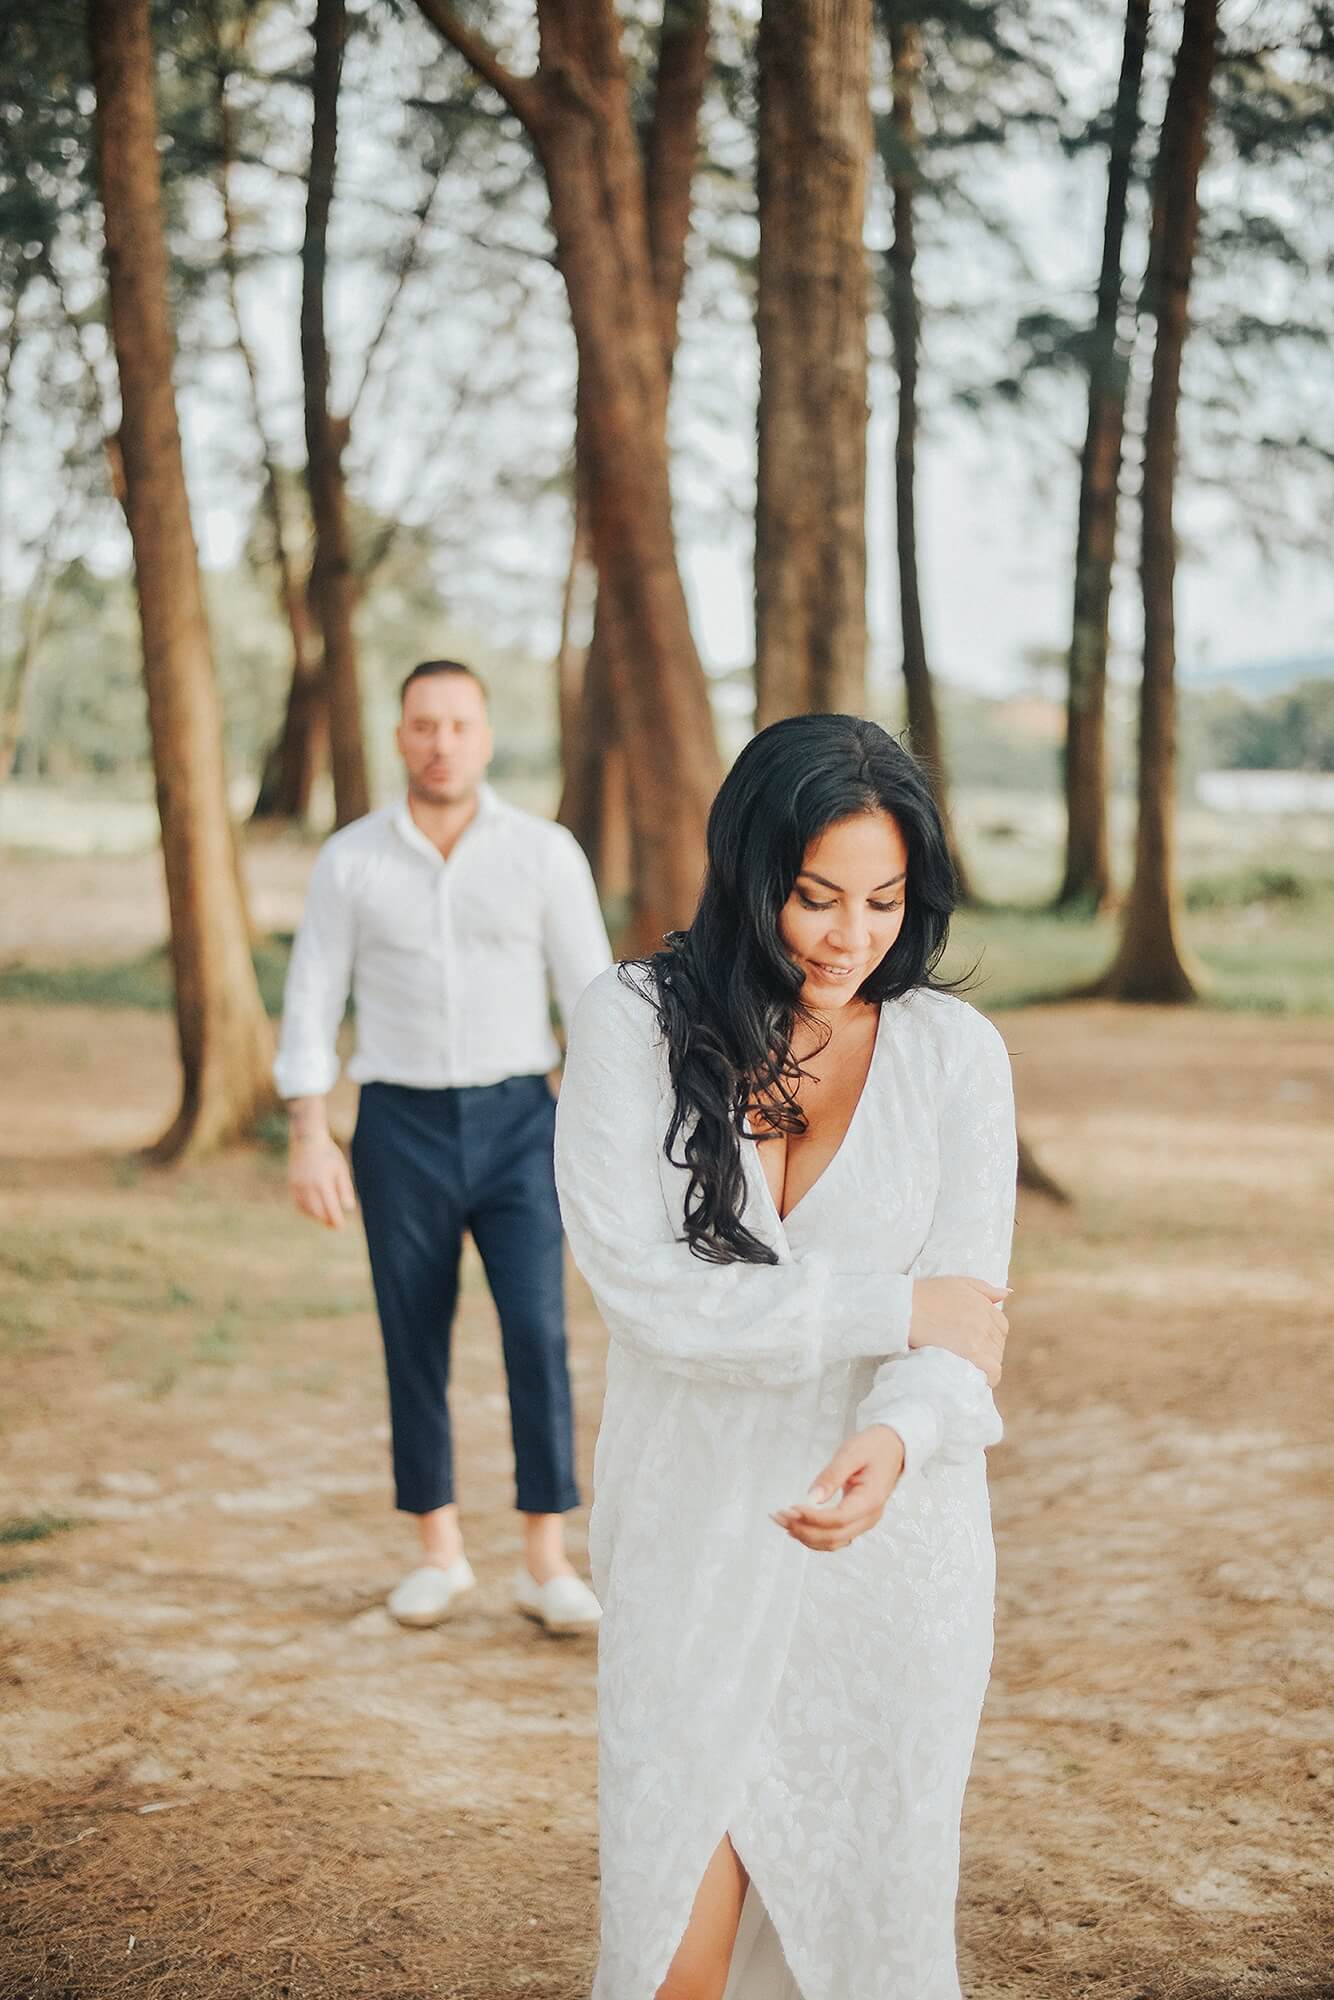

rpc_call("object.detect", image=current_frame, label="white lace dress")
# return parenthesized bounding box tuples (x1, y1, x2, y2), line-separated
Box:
(553, 965, 1017, 2000)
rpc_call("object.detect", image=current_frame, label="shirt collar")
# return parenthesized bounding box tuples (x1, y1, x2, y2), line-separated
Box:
(392, 781, 501, 862)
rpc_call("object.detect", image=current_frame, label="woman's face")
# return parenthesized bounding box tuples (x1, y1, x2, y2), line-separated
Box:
(778, 810, 909, 1008)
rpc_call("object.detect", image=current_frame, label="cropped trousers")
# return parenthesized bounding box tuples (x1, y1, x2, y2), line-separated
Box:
(350, 1073, 579, 1517)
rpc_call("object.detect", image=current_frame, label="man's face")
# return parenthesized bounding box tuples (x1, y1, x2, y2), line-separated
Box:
(395, 673, 493, 806)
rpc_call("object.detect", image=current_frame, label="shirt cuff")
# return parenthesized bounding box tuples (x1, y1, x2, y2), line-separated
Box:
(857, 1397, 942, 1479)
(273, 1051, 341, 1100)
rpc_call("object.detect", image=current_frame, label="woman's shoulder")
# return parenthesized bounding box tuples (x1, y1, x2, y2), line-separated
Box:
(896, 985, 1010, 1082)
(569, 960, 665, 1048)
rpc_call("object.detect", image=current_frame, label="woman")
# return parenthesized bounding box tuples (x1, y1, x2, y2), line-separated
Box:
(554, 715, 1017, 2000)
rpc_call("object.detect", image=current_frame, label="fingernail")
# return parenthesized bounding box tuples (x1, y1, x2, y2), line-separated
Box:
(805, 1487, 829, 1505)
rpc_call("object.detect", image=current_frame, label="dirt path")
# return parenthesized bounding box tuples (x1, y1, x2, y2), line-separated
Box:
(1, 999, 1331, 1998)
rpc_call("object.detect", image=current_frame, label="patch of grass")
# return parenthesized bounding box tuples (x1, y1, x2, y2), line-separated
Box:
(940, 883, 1334, 1015)
(0, 1513, 77, 1545)
(0, 1307, 52, 1354)
(1185, 864, 1314, 911)
(0, 1563, 37, 1585)
(0, 936, 293, 1016)
(192, 1315, 244, 1367)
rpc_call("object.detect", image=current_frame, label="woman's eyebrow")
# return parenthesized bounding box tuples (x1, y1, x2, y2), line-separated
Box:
(799, 870, 907, 893)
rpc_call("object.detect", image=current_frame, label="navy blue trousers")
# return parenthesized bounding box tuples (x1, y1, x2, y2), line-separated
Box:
(350, 1074, 579, 1518)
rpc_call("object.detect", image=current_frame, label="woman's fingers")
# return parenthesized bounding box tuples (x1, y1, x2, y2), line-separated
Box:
(783, 1514, 876, 1551)
(963, 1278, 1012, 1305)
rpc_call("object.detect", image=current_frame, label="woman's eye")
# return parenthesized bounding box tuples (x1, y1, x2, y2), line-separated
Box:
(798, 895, 834, 911)
(870, 901, 902, 914)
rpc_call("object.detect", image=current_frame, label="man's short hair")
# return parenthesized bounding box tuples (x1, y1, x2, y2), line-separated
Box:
(399, 658, 489, 707)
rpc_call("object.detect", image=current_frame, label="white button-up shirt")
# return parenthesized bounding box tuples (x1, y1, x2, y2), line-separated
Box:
(273, 785, 613, 1098)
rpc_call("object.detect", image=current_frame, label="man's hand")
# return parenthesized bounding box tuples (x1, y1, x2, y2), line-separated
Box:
(770, 1426, 906, 1553)
(288, 1126, 356, 1230)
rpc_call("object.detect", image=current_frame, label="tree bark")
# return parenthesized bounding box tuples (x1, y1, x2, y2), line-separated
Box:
(87, 0, 274, 1157)
(303, 0, 368, 830)
(207, 12, 327, 823)
(559, 1, 708, 923)
(417, 0, 720, 951)
(1056, 0, 1151, 912)
(643, 0, 710, 374)
(754, 0, 871, 727)
(886, 18, 971, 899)
(1094, 0, 1218, 1002)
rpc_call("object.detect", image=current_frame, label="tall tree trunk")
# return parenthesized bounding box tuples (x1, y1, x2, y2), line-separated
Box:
(303, 0, 368, 830)
(886, 18, 972, 899)
(1057, 0, 1151, 912)
(207, 12, 327, 823)
(251, 631, 328, 822)
(87, 0, 274, 1157)
(643, 0, 710, 372)
(417, 0, 720, 951)
(559, 1, 708, 923)
(0, 537, 59, 784)
(1094, 0, 1218, 1002)
(754, 0, 871, 726)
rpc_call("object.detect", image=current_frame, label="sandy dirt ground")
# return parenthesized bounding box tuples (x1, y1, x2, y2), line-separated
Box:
(1, 884, 1332, 1996)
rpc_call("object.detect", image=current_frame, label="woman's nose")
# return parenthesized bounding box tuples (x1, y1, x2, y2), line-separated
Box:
(827, 914, 872, 951)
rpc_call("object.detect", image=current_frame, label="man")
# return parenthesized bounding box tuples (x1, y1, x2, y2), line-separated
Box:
(275, 659, 611, 1634)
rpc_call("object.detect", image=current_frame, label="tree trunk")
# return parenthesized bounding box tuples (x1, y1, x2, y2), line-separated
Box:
(558, 1, 708, 922)
(754, 0, 871, 727)
(1094, 0, 1217, 1003)
(209, 23, 328, 824)
(643, 0, 710, 374)
(417, 0, 720, 950)
(209, 15, 327, 825)
(303, 0, 368, 830)
(886, 19, 971, 899)
(1057, 0, 1151, 912)
(87, 0, 274, 1157)
(251, 630, 328, 822)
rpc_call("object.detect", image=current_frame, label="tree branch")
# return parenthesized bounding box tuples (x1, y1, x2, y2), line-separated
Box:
(412, 1, 543, 134)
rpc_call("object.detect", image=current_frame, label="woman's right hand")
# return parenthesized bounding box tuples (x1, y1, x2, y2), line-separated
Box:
(907, 1277, 1010, 1385)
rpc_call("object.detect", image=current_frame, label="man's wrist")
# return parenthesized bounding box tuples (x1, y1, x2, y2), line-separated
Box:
(287, 1097, 331, 1144)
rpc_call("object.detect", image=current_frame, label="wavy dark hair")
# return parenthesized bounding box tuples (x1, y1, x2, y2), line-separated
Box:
(622, 714, 960, 1266)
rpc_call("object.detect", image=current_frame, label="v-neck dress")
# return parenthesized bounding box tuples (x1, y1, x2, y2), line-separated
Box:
(553, 965, 1018, 2000)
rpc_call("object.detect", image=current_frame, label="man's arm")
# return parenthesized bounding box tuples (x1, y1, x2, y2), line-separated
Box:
(275, 844, 358, 1229)
(541, 825, 613, 1037)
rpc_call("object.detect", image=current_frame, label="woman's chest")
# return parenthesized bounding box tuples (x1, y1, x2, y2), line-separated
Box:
(752, 1038, 877, 1222)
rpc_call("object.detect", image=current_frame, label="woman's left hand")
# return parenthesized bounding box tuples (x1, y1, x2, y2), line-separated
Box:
(771, 1426, 906, 1552)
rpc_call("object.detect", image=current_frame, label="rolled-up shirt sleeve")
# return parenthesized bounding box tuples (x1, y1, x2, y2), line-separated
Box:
(542, 826, 613, 1034)
(273, 842, 356, 1100)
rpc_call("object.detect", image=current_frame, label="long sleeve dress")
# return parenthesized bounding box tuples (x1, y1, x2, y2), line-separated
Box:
(553, 964, 1018, 2000)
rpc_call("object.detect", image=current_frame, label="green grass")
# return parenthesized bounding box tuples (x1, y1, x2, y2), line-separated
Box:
(0, 1513, 77, 1545)
(0, 936, 293, 1016)
(939, 877, 1333, 1015)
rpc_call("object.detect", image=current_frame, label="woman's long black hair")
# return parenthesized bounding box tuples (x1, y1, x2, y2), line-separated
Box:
(622, 713, 960, 1266)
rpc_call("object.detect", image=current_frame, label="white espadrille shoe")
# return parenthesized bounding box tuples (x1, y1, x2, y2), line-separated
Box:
(514, 1566, 602, 1636)
(386, 1556, 477, 1628)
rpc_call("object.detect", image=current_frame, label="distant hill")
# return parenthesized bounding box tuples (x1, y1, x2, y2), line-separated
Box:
(1181, 653, 1334, 697)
